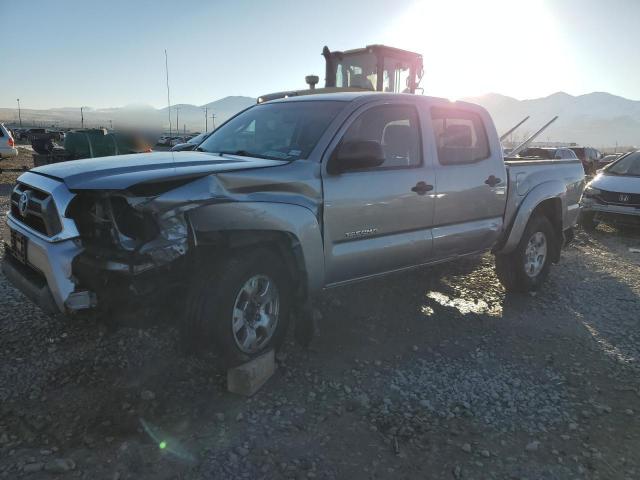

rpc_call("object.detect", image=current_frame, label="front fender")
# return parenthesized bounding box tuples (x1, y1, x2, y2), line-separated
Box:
(188, 202, 325, 293)
(498, 180, 567, 255)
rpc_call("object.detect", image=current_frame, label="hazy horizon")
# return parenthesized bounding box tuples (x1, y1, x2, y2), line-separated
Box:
(2, 90, 639, 112)
(2, 0, 640, 110)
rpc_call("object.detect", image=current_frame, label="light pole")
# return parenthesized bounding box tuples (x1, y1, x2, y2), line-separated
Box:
(211, 113, 216, 130)
(16, 98, 22, 127)
(204, 107, 208, 132)
(109, 120, 113, 130)
(81, 106, 85, 128)
(176, 107, 180, 136)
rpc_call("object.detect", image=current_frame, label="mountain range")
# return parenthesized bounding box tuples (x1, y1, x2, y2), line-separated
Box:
(1, 92, 638, 147)
(463, 92, 640, 147)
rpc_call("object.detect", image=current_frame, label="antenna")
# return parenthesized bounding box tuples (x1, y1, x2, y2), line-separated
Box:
(164, 49, 172, 137)
(499, 116, 530, 142)
(508, 116, 559, 157)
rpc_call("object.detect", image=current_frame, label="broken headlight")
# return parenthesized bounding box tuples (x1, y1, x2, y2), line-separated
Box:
(582, 185, 601, 198)
(138, 211, 189, 264)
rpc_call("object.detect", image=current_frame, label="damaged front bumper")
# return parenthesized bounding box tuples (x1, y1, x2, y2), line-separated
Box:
(2, 173, 191, 316)
(3, 215, 88, 314)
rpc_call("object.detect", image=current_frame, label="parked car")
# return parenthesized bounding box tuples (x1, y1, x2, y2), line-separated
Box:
(169, 136, 188, 146)
(598, 153, 620, 169)
(0, 123, 18, 159)
(569, 146, 602, 175)
(171, 132, 210, 151)
(579, 150, 640, 229)
(2, 93, 584, 362)
(156, 135, 172, 146)
(20, 128, 46, 141)
(519, 147, 579, 160)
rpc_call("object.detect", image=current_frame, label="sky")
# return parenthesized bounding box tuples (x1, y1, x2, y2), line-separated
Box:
(1, 0, 639, 109)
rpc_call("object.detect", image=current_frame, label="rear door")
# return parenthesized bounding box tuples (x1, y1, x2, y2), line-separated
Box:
(428, 105, 508, 259)
(321, 101, 436, 285)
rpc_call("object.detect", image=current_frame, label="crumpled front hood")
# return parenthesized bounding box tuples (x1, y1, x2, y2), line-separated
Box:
(31, 151, 288, 190)
(590, 173, 640, 194)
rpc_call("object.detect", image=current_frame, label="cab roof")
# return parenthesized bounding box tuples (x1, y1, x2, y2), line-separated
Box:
(265, 92, 484, 113)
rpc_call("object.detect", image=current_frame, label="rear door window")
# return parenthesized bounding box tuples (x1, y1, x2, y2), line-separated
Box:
(431, 108, 490, 165)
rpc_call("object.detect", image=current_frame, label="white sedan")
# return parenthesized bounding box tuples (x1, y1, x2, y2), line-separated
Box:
(0, 124, 18, 159)
(580, 151, 640, 229)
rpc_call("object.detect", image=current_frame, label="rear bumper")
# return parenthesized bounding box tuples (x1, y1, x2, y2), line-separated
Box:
(3, 215, 86, 314)
(0, 147, 18, 158)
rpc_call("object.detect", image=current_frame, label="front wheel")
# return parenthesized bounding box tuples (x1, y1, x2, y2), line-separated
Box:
(181, 248, 292, 364)
(495, 214, 557, 293)
(578, 211, 598, 231)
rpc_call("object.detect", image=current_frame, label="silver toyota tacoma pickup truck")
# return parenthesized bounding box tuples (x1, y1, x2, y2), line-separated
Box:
(2, 93, 584, 362)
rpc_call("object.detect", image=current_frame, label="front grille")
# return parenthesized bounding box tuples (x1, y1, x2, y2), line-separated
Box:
(10, 182, 62, 236)
(596, 190, 640, 208)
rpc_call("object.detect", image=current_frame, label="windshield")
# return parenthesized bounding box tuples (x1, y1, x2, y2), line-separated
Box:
(605, 151, 640, 176)
(198, 101, 345, 160)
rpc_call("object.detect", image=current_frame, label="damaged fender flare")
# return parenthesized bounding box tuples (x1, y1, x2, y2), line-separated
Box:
(495, 180, 567, 258)
(188, 201, 325, 296)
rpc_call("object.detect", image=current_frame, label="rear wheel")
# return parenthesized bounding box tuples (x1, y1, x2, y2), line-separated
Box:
(181, 248, 292, 365)
(495, 214, 557, 292)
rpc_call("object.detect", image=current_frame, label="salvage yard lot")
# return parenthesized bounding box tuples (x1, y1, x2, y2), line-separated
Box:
(0, 169, 639, 479)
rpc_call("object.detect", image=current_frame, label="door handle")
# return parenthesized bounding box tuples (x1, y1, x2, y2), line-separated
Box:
(485, 175, 502, 187)
(411, 181, 434, 195)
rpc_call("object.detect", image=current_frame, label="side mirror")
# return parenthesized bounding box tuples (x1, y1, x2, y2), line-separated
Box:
(328, 140, 385, 174)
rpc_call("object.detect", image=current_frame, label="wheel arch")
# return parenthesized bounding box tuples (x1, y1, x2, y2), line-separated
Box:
(186, 201, 325, 300)
(497, 180, 567, 259)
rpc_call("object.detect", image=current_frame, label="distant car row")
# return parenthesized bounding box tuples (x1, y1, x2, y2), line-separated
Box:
(156, 132, 211, 151)
(513, 145, 620, 175)
(11, 128, 66, 142)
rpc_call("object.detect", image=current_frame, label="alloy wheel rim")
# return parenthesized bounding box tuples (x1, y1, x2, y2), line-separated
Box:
(231, 274, 280, 354)
(524, 231, 547, 278)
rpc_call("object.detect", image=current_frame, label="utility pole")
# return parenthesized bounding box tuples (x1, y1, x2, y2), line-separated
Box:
(109, 120, 113, 130)
(204, 107, 208, 132)
(176, 107, 180, 136)
(81, 106, 85, 128)
(164, 49, 172, 137)
(211, 113, 216, 130)
(16, 98, 22, 127)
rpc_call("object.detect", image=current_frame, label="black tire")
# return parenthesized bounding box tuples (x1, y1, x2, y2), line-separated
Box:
(181, 248, 292, 365)
(495, 214, 557, 293)
(578, 211, 598, 231)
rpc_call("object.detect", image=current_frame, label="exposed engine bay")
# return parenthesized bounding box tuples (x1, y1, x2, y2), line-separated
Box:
(66, 191, 192, 312)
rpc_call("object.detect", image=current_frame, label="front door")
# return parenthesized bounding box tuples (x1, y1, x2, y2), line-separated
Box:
(322, 102, 436, 285)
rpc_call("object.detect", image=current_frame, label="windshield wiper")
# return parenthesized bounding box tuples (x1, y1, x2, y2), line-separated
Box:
(218, 150, 285, 161)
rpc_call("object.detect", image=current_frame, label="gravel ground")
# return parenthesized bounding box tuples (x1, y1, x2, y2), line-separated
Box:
(0, 167, 639, 478)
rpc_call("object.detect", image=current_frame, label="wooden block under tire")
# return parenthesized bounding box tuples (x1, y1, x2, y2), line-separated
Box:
(227, 350, 276, 396)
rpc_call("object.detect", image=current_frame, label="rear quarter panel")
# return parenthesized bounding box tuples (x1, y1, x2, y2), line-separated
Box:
(499, 159, 584, 253)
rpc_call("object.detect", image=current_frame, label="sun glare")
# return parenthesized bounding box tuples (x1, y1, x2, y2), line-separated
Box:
(384, 0, 575, 100)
